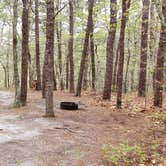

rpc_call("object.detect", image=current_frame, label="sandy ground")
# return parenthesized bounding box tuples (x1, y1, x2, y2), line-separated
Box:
(0, 90, 165, 166)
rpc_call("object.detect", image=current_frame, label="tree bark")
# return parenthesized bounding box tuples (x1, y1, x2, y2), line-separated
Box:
(89, 3, 96, 91)
(154, 0, 166, 107)
(138, 0, 150, 97)
(35, 0, 42, 90)
(83, 52, 89, 90)
(116, 0, 131, 108)
(66, 53, 69, 89)
(76, 0, 94, 97)
(68, 0, 75, 93)
(124, 30, 131, 93)
(130, 25, 138, 92)
(112, 40, 120, 91)
(12, 0, 20, 107)
(20, 0, 30, 106)
(44, 0, 55, 117)
(103, 0, 117, 100)
(56, 0, 64, 91)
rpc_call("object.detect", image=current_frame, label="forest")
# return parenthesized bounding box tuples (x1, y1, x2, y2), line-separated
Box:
(0, 0, 165, 165)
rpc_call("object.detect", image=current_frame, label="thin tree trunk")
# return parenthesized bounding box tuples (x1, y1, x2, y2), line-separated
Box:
(20, 0, 30, 106)
(42, 59, 46, 98)
(150, 2, 156, 94)
(76, 0, 94, 97)
(83, 53, 89, 90)
(68, 0, 75, 93)
(130, 25, 138, 92)
(56, 0, 64, 91)
(13, 0, 20, 107)
(66, 53, 69, 89)
(149, 2, 155, 60)
(112, 41, 120, 91)
(124, 30, 131, 93)
(4, 67, 7, 88)
(0, 63, 7, 88)
(28, 49, 33, 89)
(6, 30, 11, 88)
(53, 67, 57, 90)
(89, 4, 96, 91)
(138, 0, 150, 97)
(116, 0, 131, 108)
(44, 0, 55, 117)
(103, 0, 117, 100)
(154, 0, 166, 107)
(35, 0, 42, 90)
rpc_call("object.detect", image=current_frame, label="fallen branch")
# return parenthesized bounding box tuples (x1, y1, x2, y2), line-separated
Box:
(54, 127, 75, 133)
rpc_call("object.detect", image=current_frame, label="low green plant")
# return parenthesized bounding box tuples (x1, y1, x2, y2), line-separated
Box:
(102, 143, 147, 166)
(15, 160, 22, 165)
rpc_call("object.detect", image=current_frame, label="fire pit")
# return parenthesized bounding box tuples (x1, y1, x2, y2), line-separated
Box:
(60, 102, 78, 110)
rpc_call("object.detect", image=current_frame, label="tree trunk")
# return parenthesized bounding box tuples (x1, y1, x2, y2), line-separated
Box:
(149, 2, 155, 60)
(154, 0, 166, 107)
(20, 0, 30, 106)
(6, 31, 11, 88)
(0, 63, 7, 88)
(103, 0, 117, 100)
(130, 25, 137, 92)
(56, 0, 64, 91)
(116, 0, 131, 108)
(83, 53, 89, 90)
(42, 60, 46, 98)
(76, 0, 94, 97)
(112, 40, 120, 91)
(68, 0, 75, 93)
(53, 67, 57, 90)
(35, 0, 42, 90)
(124, 30, 131, 93)
(138, 0, 150, 97)
(89, 3, 96, 91)
(13, 0, 20, 107)
(66, 53, 69, 89)
(28, 50, 33, 89)
(44, 0, 55, 117)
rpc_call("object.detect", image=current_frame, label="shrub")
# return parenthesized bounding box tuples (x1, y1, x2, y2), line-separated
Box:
(102, 143, 147, 166)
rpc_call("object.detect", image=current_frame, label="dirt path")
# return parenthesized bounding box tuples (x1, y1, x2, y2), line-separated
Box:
(0, 90, 165, 166)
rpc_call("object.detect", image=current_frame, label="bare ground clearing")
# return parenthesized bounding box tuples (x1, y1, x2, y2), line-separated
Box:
(0, 90, 165, 166)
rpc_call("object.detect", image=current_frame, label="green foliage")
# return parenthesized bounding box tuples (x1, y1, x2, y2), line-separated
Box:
(102, 143, 147, 166)
(15, 159, 22, 165)
(150, 112, 166, 122)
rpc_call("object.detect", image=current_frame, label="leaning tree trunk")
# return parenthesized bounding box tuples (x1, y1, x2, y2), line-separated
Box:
(13, 0, 20, 107)
(44, 0, 55, 117)
(112, 40, 120, 91)
(20, 0, 29, 106)
(154, 0, 166, 107)
(35, 0, 42, 90)
(103, 0, 117, 100)
(76, 0, 94, 97)
(116, 0, 131, 108)
(68, 0, 75, 93)
(138, 0, 150, 97)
